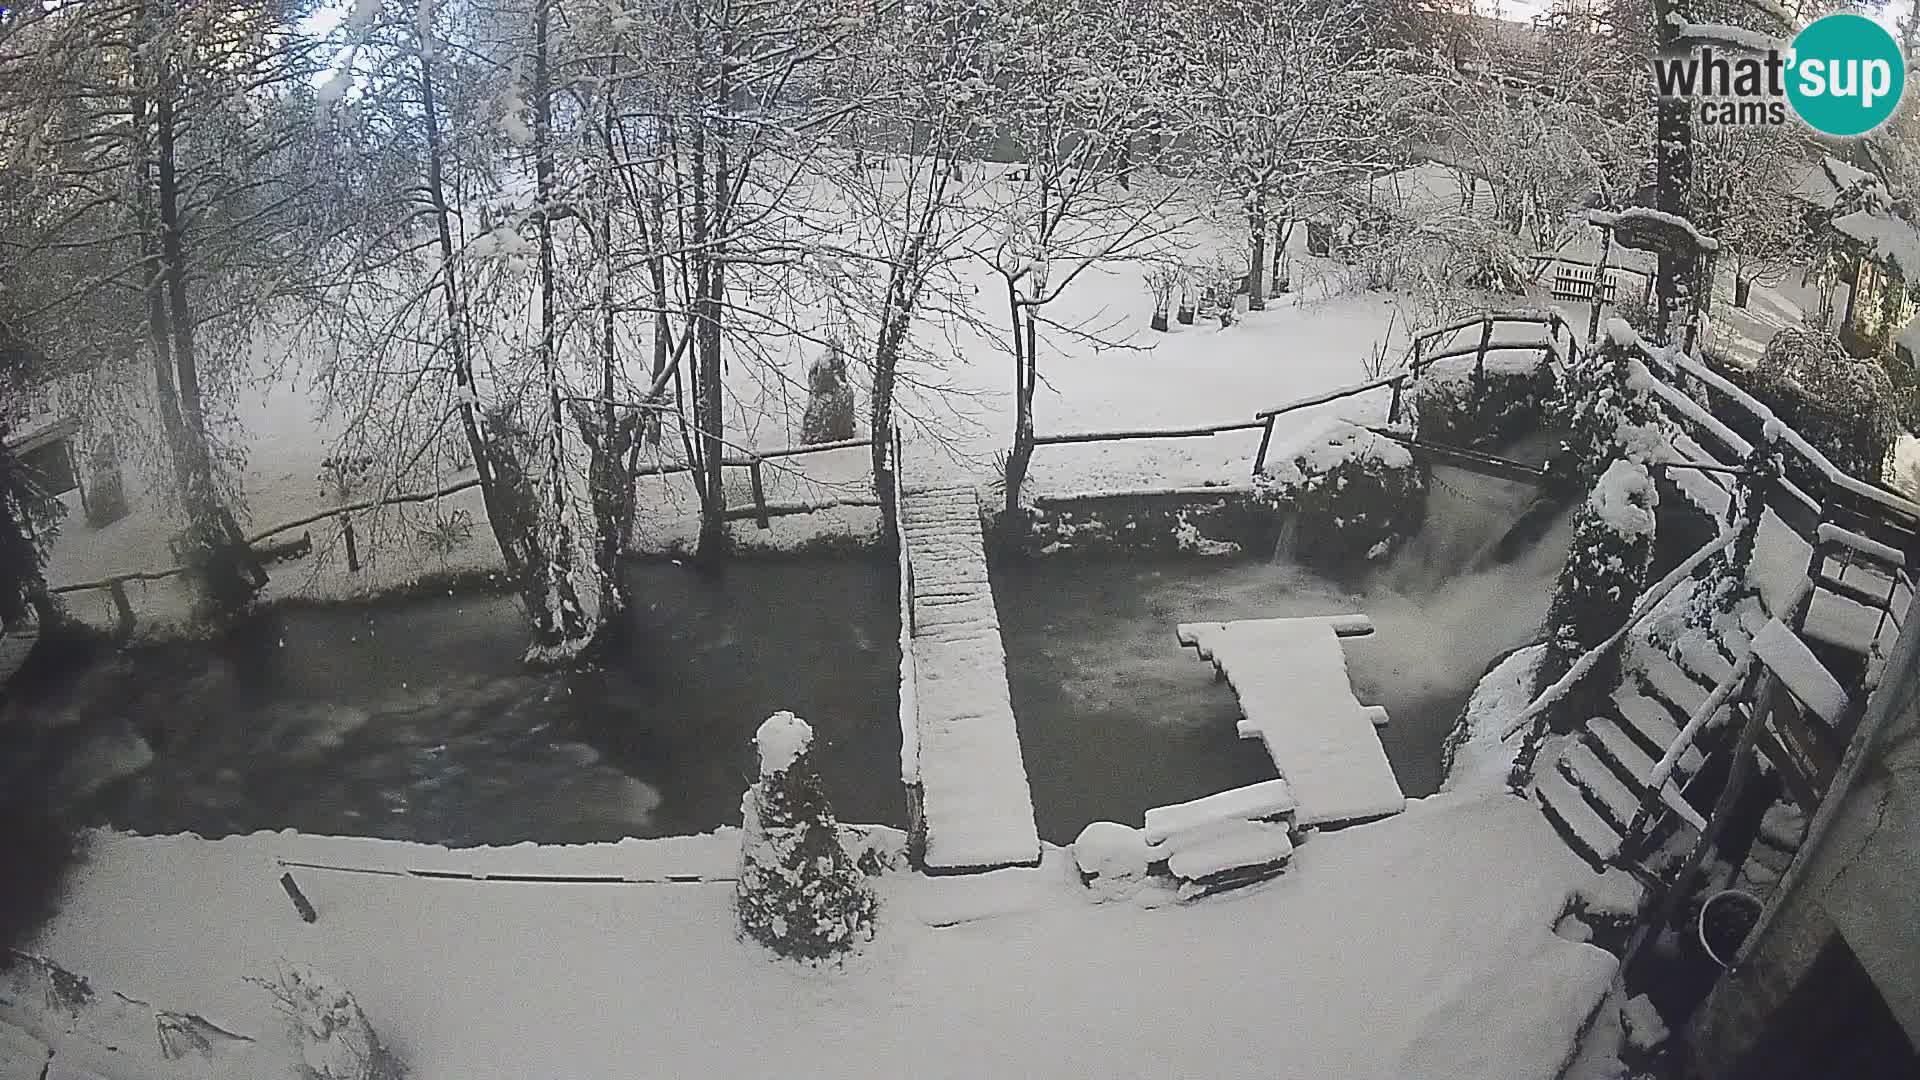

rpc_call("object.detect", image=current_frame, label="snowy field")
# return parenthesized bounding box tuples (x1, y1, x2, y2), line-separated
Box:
(13, 790, 1624, 1080)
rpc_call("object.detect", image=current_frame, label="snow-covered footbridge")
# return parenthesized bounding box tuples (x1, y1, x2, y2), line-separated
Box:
(898, 483, 1041, 873)
(1177, 616, 1406, 827)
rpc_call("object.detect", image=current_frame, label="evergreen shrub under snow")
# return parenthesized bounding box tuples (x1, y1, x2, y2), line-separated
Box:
(1710, 328, 1900, 485)
(801, 345, 856, 444)
(1549, 336, 1665, 492)
(1406, 354, 1556, 449)
(1537, 459, 1658, 719)
(735, 712, 877, 961)
(1258, 420, 1426, 567)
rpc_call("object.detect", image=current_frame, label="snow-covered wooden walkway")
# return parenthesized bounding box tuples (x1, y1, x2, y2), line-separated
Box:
(902, 484, 1040, 873)
(1177, 616, 1406, 826)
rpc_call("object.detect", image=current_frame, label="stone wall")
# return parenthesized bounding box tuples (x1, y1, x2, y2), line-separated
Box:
(992, 488, 1281, 560)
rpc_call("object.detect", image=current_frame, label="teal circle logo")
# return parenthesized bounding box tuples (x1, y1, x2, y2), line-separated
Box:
(1787, 13, 1905, 136)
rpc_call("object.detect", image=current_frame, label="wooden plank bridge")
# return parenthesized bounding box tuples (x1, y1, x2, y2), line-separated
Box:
(898, 483, 1041, 873)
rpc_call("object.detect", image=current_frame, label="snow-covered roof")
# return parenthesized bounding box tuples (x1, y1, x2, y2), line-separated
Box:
(1309, 162, 1470, 223)
(1788, 156, 1877, 211)
(1550, 224, 1657, 275)
(1831, 208, 1920, 279)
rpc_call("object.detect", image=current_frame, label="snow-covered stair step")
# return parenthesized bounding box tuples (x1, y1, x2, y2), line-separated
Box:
(1536, 768, 1621, 868)
(1611, 690, 1706, 774)
(1589, 717, 1662, 787)
(1589, 718, 1708, 832)
(1558, 741, 1640, 832)
(1636, 654, 1708, 719)
(1671, 635, 1734, 688)
(1752, 618, 1851, 724)
(1164, 821, 1294, 882)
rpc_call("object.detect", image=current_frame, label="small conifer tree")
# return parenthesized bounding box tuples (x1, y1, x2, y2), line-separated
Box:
(735, 712, 876, 961)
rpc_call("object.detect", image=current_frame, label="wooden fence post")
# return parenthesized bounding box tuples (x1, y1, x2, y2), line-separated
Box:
(1251, 415, 1276, 478)
(748, 459, 770, 529)
(1475, 313, 1493, 386)
(1389, 378, 1404, 425)
(343, 516, 360, 572)
(108, 579, 134, 641)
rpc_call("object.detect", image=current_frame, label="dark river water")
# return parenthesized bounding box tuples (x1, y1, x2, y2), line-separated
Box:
(6, 559, 903, 845)
(8, 466, 1565, 848)
(994, 466, 1570, 843)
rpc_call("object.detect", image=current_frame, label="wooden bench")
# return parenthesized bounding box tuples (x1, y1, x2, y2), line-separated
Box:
(1145, 780, 1298, 899)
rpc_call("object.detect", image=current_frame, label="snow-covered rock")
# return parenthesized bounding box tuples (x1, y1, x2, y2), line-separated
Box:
(1619, 993, 1670, 1052)
(1072, 822, 1150, 885)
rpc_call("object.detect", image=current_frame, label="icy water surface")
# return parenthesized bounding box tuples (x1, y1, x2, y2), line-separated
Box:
(995, 466, 1571, 843)
(8, 559, 901, 845)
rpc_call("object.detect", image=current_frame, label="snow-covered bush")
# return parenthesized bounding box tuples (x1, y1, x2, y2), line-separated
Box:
(253, 962, 403, 1080)
(1732, 327, 1900, 484)
(1073, 821, 1150, 900)
(1550, 334, 1664, 490)
(1684, 450, 1774, 634)
(1537, 460, 1658, 714)
(801, 344, 855, 444)
(1259, 420, 1426, 568)
(1407, 354, 1556, 449)
(735, 712, 877, 961)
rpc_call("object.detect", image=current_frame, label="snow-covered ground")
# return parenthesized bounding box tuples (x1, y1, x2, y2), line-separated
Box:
(13, 790, 1619, 1080)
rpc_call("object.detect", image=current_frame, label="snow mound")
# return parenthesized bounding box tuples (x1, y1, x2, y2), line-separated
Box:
(1620, 993, 1670, 1052)
(1442, 644, 1544, 795)
(1263, 418, 1411, 486)
(755, 711, 812, 776)
(1072, 822, 1150, 883)
(1590, 460, 1657, 539)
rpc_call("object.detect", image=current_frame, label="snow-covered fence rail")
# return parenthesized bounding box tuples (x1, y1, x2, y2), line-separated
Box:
(1636, 338, 1920, 551)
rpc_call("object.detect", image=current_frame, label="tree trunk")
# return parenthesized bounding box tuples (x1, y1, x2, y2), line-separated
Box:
(1247, 200, 1267, 313)
(691, 26, 729, 563)
(150, 32, 263, 612)
(592, 59, 634, 624)
(529, 0, 592, 656)
(1271, 218, 1289, 295)
(418, 30, 528, 591)
(1653, 0, 1694, 346)
(1734, 271, 1752, 308)
(1004, 284, 1036, 514)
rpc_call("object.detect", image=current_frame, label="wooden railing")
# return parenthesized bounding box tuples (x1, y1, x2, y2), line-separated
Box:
(1028, 309, 1576, 485)
(42, 436, 878, 639)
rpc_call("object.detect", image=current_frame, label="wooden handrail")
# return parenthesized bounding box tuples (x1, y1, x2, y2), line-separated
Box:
(1034, 420, 1267, 445)
(1253, 372, 1404, 419)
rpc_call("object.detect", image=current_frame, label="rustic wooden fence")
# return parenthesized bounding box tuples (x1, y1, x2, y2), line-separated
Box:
(1030, 309, 1577, 483)
(42, 436, 880, 641)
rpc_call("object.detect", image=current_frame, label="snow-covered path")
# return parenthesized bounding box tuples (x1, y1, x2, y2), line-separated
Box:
(21, 792, 1618, 1080)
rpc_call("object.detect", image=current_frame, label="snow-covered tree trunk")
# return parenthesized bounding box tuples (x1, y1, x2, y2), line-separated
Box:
(735, 712, 877, 961)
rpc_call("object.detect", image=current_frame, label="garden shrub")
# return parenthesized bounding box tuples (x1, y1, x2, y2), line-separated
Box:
(1709, 327, 1902, 486)
(735, 712, 877, 961)
(1407, 354, 1556, 449)
(1537, 459, 1659, 718)
(1259, 420, 1426, 569)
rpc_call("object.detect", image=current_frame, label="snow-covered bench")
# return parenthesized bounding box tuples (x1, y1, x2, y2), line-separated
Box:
(1144, 780, 1298, 899)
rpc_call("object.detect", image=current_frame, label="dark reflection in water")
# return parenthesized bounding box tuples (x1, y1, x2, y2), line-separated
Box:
(6, 559, 901, 846)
